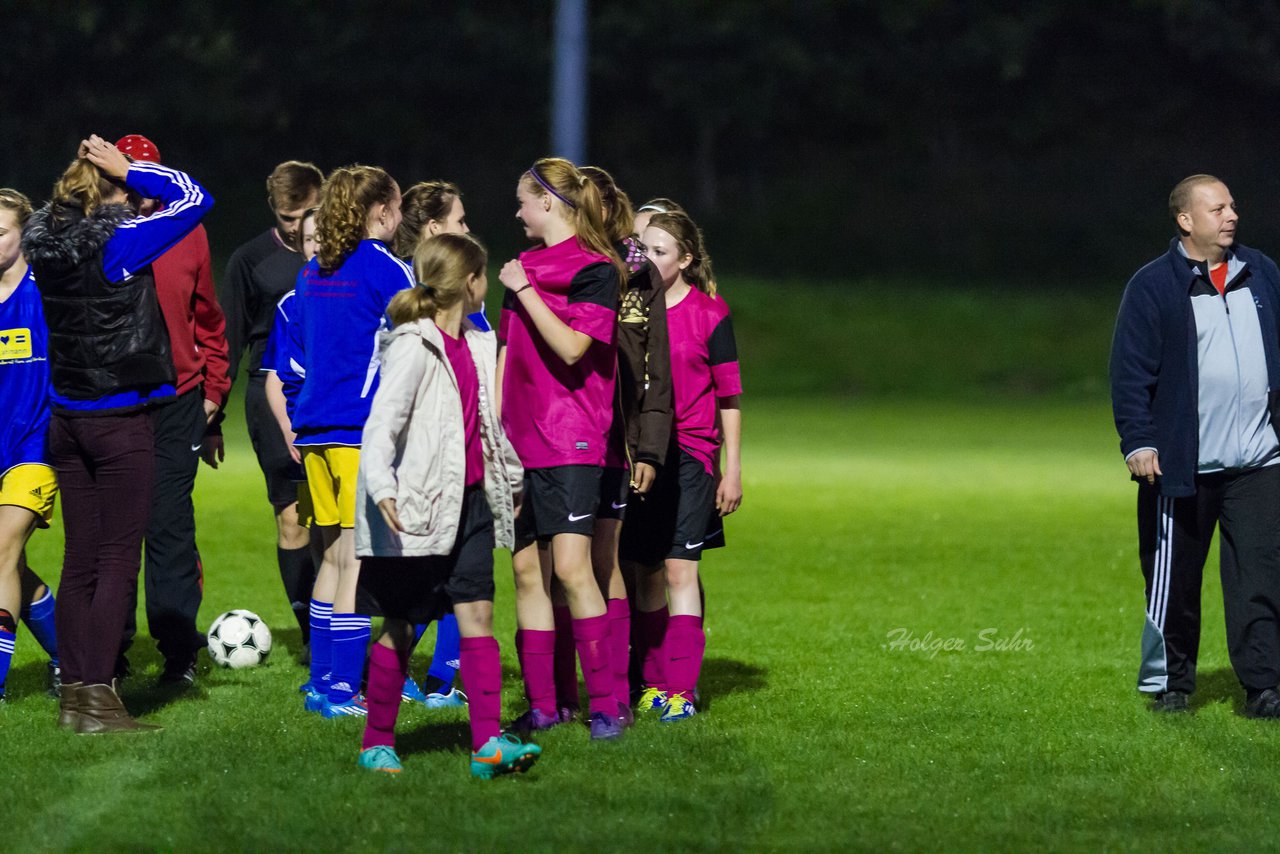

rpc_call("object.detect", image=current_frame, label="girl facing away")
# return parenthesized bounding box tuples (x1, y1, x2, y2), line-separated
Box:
(621, 211, 743, 723)
(354, 233, 539, 778)
(285, 165, 415, 718)
(496, 157, 629, 740)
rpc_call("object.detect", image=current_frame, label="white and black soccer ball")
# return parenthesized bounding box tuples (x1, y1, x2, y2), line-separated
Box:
(207, 609, 273, 669)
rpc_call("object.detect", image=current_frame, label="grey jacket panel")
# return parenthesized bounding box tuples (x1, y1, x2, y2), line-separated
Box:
(1191, 255, 1280, 471)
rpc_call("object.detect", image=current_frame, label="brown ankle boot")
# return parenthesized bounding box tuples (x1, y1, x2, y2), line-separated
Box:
(74, 683, 161, 734)
(58, 681, 83, 730)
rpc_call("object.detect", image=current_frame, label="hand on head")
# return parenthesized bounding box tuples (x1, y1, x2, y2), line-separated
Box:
(77, 135, 131, 181)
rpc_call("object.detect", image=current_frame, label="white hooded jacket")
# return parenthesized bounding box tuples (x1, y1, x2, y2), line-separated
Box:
(355, 316, 522, 557)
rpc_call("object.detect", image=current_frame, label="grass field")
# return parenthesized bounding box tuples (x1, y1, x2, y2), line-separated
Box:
(5, 282, 1278, 851)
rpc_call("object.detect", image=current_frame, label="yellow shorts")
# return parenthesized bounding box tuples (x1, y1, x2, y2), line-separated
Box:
(0, 464, 59, 527)
(302, 446, 360, 528)
(295, 481, 315, 529)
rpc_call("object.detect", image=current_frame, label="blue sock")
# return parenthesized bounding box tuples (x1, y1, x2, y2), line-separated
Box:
(426, 613, 461, 689)
(0, 610, 16, 696)
(328, 613, 371, 704)
(20, 588, 58, 666)
(308, 599, 332, 691)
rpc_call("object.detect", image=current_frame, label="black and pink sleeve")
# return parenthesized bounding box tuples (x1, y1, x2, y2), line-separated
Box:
(567, 262, 620, 344)
(708, 305, 742, 398)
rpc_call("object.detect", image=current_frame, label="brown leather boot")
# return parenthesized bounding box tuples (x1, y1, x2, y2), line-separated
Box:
(74, 683, 161, 734)
(58, 681, 83, 730)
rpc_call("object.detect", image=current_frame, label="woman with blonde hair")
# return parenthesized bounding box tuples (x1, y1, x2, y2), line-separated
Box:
(285, 165, 413, 718)
(0, 188, 61, 703)
(353, 232, 538, 776)
(22, 135, 213, 732)
(497, 157, 628, 740)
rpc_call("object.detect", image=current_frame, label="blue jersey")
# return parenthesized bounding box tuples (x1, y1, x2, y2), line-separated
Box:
(262, 289, 304, 419)
(290, 240, 415, 445)
(0, 268, 51, 473)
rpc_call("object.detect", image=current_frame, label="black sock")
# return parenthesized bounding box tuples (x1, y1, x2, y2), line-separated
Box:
(277, 546, 316, 638)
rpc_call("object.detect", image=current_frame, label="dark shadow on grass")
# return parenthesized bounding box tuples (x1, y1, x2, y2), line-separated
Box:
(1193, 667, 1245, 715)
(395, 719, 473, 757)
(698, 658, 768, 712)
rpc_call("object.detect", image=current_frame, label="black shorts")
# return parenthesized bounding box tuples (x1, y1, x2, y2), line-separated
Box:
(620, 448, 725, 565)
(596, 467, 630, 521)
(244, 374, 302, 511)
(514, 465, 602, 545)
(357, 486, 496, 623)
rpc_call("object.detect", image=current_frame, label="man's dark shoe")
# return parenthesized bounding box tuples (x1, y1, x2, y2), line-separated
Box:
(47, 662, 62, 698)
(159, 656, 197, 689)
(113, 655, 132, 684)
(1245, 688, 1280, 719)
(1153, 690, 1190, 713)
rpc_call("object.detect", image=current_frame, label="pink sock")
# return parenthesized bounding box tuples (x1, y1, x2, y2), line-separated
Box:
(517, 629, 557, 716)
(361, 642, 407, 750)
(607, 598, 631, 708)
(459, 636, 502, 752)
(637, 607, 668, 689)
(573, 614, 615, 716)
(552, 605, 578, 711)
(663, 615, 706, 698)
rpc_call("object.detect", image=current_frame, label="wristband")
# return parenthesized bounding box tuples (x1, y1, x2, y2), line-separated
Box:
(515, 284, 533, 295)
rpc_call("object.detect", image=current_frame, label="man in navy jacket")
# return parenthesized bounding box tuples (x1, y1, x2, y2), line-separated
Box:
(1111, 174, 1280, 717)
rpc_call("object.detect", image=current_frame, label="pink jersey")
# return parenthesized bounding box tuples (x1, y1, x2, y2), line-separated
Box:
(499, 237, 620, 469)
(441, 327, 483, 487)
(667, 288, 742, 475)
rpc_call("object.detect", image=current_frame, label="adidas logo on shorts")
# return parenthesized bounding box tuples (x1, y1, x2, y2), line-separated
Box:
(29, 486, 42, 498)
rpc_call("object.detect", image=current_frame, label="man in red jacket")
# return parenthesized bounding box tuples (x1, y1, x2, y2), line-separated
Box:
(116, 135, 231, 686)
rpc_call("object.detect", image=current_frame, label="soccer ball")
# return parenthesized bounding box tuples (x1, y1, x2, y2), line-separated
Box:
(207, 610, 273, 669)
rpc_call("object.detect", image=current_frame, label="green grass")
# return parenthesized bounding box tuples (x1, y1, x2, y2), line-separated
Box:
(6, 284, 1278, 851)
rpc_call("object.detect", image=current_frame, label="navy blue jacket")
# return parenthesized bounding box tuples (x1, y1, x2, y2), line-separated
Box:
(1110, 238, 1280, 497)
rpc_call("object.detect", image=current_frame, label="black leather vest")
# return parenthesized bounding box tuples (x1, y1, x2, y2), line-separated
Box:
(25, 206, 175, 402)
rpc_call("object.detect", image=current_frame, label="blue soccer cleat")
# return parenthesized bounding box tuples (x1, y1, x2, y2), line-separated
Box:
(660, 692, 697, 723)
(358, 745, 402, 774)
(401, 678, 428, 704)
(423, 687, 468, 709)
(470, 734, 541, 779)
(322, 693, 369, 718)
(509, 707, 560, 737)
(636, 686, 668, 714)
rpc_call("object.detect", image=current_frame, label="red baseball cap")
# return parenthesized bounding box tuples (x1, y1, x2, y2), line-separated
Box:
(115, 134, 161, 164)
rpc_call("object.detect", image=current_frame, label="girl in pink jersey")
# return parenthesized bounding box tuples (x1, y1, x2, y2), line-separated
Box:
(497, 157, 629, 740)
(620, 211, 743, 723)
(353, 233, 538, 777)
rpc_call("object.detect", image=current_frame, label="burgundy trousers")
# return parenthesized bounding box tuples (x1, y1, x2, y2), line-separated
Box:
(49, 412, 155, 686)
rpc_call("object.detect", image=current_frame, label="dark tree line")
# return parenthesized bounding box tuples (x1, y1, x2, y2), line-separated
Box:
(6, 0, 1280, 282)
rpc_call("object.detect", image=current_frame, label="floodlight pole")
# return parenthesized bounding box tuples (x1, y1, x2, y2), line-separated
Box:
(551, 0, 588, 164)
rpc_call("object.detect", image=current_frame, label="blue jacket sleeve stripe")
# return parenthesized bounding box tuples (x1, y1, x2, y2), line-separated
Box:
(102, 162, 213, 282)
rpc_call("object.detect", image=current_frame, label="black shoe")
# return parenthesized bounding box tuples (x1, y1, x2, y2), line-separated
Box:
(1153, 690, 1190, 713)
(113, 655, 132, 684)
(299, 643, 311, 667)
(46, 661, 62, 698)
(159, 657, 197, 688)
(1245, 688, 1280, 719)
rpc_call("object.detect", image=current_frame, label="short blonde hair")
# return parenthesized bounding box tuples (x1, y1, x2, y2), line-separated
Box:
(1169, 174, 1223, 232)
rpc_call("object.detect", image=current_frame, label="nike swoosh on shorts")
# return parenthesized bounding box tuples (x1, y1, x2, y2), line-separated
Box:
(568, 512, 591, 522)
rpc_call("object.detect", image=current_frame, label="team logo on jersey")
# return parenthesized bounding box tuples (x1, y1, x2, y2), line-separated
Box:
(0, 328, 32, 361)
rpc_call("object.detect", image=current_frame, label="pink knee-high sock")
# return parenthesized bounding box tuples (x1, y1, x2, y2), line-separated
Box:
(663, 615, 706, 698)
(362, 642, 408, 750)
(573, 614, 615, 716)
(459, 636, 502, 752)
(607, 598, 631, 708)
(637, 606, 668, 689)
(517, 629, 557, 716)
(552, 605, 578, 711)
